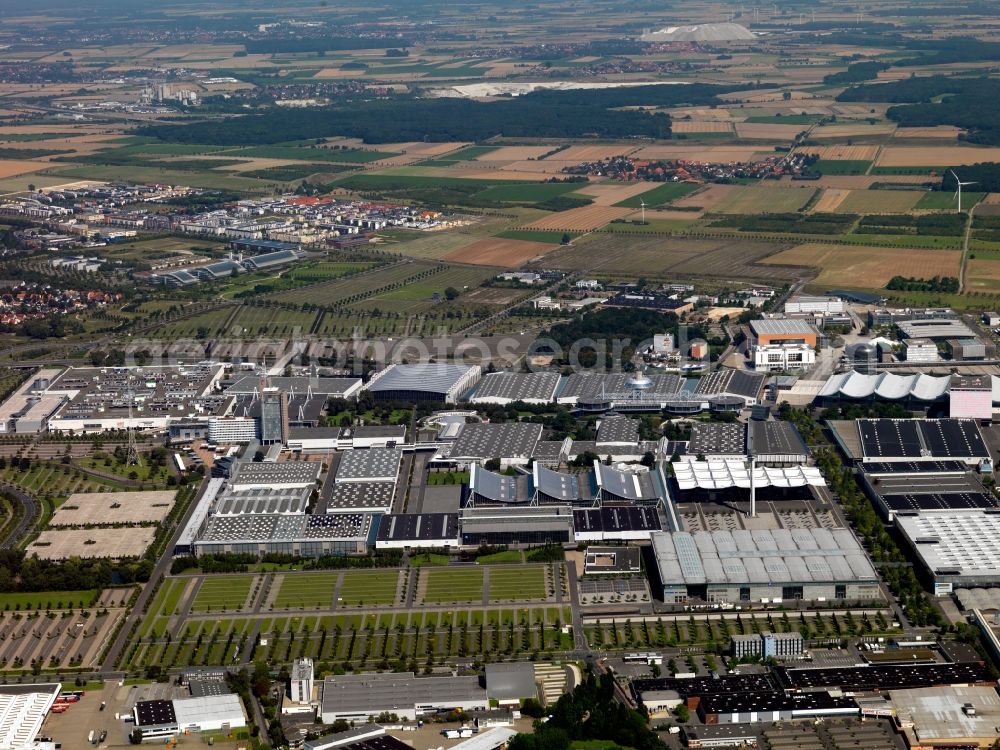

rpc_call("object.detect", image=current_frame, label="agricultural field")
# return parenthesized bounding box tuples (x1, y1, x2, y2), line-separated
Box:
(443, 237, 556, 267)
(712, 185, 816, 214)
(221, 145, 399, 163)
(762, 242, 961, 290)
(915, 191, 985, 210)
(615, 182, 700, 208)
(834, 190, 924, 214)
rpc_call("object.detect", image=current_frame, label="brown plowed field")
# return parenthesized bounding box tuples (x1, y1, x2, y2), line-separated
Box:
(523, 205, 632, 231)
(444, 238, 555, 267)
(762, 242, 960, 288)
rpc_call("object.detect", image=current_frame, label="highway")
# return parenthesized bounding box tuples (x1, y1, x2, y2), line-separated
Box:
(0, 482, 40, 549)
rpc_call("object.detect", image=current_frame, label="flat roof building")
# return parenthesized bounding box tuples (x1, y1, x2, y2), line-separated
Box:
(749, 319, 818, 347)
(335, 447, 402, 483)
(449, 422, 542, 466)
(319, 672, 488, 722)
(649, 528, 880, 605)
(891, 686, 1000, 750)
(0, 683, 61, 750)
(364, 363, 481, 404)
(470, 372, 561, 405)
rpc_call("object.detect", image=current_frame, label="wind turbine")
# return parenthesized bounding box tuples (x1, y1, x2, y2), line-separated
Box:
(951, 169, 977, 213)
(640, 198, 646, 225)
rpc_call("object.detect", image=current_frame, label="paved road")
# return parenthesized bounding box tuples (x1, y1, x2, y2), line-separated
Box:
(0, 482, 39, 549)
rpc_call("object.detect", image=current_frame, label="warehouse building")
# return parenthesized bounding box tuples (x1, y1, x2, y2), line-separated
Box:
(459, 506, 574, 546)
(225, 375, 362, 400)
(895, 511, 1000, 594)
(375, 513, 460, 550)
(0, 683, 62, 750)
(891, 686, 1000, 750)
(319, 673, 488, 722)
(193, 513, 373, 557)
(572, 506, 663, 542)
(469, 372, 561, 405)
(858, 461, 997, 522)
(335, 447, 402, 484)
(829, 418, 990, 466)
(363, 363, 481, 403)
(174, 694, 247, 734)
(897, 318, 977, 341)
(327, 483, 395, 514)
(649, 528, 881, 605)
(448, 422, 542, 467)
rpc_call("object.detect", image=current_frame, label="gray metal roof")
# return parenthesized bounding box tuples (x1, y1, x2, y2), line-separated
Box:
(533, 464, 582, 502)
(596, 416, 640, 446)
(748, 420, 809, 459)
(335, 447, 402, 483)
(229, 461, 321, 487)
(320, 673, 484, 715)
(451, 422, 542, 460)
(484, 663, 537, 702)
(365, 363, 477, 395)
(595, 462, 658, 501)
(470, 463, 522, 503)
(651, 528, 877, 587)
(472, 372, 561, 402)
(688, 422, 746, 456)
(327, 483, 395, 512)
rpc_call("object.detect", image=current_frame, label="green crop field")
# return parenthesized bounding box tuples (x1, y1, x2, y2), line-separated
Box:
(337, 174, 504, 191)
(615, 182, 700, 208)
(273, 572, 339, 609)
(474, 182, 581, 203)
(421, 568, 484, 604)
(285, 261, 378, 283)
(915, 191, 985, 210)
(489, 565, 547, 601)
(744, 114, 822, 124)
(714, 185, 815, 214)
(421, 145, 499, 166)
(239, 163, 358, 181)
(190, 576, 254, 613)
(337, 570, 399, 606)
(222, 146, 399, 163)
(814, 159, 872, 175)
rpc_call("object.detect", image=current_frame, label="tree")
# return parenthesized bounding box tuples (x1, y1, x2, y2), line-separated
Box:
(560, 233, 571, 245)
(444, 286, 460, 301)
(521, 698, 546, 718)
(640, 451, 655, 467)
(782, 91, 792, 101)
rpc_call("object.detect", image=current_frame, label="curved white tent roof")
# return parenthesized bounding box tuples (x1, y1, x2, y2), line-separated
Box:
(819, 371, 952, 401)
(673, 459, 826, 491)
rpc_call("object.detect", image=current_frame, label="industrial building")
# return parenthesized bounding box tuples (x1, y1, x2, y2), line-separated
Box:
(193, 513, 373, 557)
(784, 295, 845, 315)
(458, 506, 574, 546)
(896, 512, 1000, 594)
(375, 513, 460, 549)
(858, 461, 997, 522)
(469, 372, 561, 405)
(0, 683, 62, 750)
(224, 375, 362, 400)
(483, 663, 537, 706)
(335, 447, 402, 484)
(828, 418, 990, 466)
(0, 368, 65, 434)
(752, 342, 816, 372)
(229, 461, 320, 489)
(891, 686, 1000, 749)
(319, 672, 488, 722)
(649, 528, 881, 605)
(749, 319, 818, 348)
(363, 363, 481, 403)
(134, 694, 246, 740)
(896, 317, 977, 341)
(448, 422, 542, 467)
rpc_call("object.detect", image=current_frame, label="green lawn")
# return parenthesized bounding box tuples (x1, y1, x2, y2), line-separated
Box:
(0, 589, 100, 611)
(615, 182, 700, 208)
(273, 573, 338, 609)
(190, 576, 254, 612)
(422, 568, 484, 604)
(489, 565, 546, 601)
(337, 570, 398, 606)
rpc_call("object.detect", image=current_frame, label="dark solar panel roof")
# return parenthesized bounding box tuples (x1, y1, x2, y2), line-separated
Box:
(863, 461, 967, 474)
(376, 513, 458, 542)
(776, 663, 994, 692)
(858, 419, 989, 460)
(573, 506, 662, 533)
(881, 492, 999, 512)
(859, 419, 923, 458)
(135, 699, 177, 727)
(633, 673, 777, 699)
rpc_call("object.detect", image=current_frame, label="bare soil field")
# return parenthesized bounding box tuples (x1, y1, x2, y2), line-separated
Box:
(672, 184, 735, 210)
(734, 123, 806, 140)
(0, 159, 46, 178)
(443, 237, 554, 267)
(550, 145, 640, 162)
(523, 205, 632, 231)
(537, 234, 803, 281)
(672, 120, 734, 133)
(812, 123, 896, 138)
(834, 190, 923, 213)
(796, 145, 879, 161)
(878, 146, 1000, 167)
(892, 126, 962, 139)
(812, 188, 851, 213)
(575, 181, 657, 205)
(385, 142, 469, 156)
(762, 242, 960, 288)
